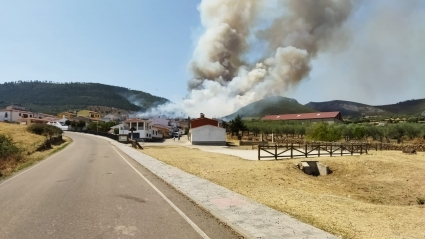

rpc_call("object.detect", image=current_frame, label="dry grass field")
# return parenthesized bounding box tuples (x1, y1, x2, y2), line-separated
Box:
(0, 123, 45, 154)
(142, 146, 425, 239)
(0, 123, 71, 177)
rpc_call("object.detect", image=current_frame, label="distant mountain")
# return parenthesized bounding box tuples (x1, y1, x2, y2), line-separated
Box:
(0, 82, 169, 115)
(375, 99, 425, 115)
(306, 98, 425, 116)
(305, 100, 388, 116)
(224, 96, 317, 120)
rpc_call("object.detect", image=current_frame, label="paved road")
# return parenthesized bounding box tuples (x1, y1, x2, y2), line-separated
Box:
(0, 132, 241, 239)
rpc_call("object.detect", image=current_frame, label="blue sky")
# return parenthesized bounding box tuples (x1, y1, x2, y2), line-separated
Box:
(0, 0, 200, 102)
(1, 0, 424, 106)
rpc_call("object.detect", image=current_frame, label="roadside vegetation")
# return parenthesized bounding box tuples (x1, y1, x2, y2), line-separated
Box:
(141, 146, 425, 239)
(0, 123, 70, 178)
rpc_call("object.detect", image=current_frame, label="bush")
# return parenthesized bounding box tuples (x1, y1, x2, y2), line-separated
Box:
(27, 124, 63, 137)
(0, 134, 20, 159)
(417, 197, 425, 205)
(306, 123, 341, 142)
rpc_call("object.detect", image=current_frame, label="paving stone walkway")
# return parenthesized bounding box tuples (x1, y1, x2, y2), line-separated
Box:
(99, 136, 339, 239)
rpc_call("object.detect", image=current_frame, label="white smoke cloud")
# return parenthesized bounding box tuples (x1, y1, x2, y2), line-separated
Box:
(140, 0, 354, 119)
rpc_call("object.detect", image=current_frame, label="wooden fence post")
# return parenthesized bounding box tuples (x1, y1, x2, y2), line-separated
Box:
(318, 144, 320, 157)
(351, 144, 353, 156)
(305, 144, 308, 158)
(330, 144, 333, 157)
(341, 144, 343, 156)
(360, 145, 363, 155)
(275, 145, 277, 160)
(258, 146, 260, 160)
(291, 143, 293, 158)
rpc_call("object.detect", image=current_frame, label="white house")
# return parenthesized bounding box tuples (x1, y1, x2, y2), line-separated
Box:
(121, 119, 152, 140)
(189, 113, 226, 146)
(0, 109, 35, 122)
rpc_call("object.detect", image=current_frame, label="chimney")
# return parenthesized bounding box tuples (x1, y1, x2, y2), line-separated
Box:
(200, 113, 205, 118)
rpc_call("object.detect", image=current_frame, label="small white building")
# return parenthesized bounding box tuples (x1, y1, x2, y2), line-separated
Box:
(189, 113, 226, 146)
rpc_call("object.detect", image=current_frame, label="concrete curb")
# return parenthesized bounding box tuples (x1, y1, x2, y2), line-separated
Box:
(94, 134, 339, 239)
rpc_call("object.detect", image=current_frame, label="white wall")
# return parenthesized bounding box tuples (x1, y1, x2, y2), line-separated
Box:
(191, 125, 226, 145)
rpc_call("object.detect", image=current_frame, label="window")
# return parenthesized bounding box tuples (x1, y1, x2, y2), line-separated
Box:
(19, 113, 21, 116)
(5, 112, 8, 118)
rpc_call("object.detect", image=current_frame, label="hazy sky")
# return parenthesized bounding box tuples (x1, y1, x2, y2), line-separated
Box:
(1, 0, 424, 106)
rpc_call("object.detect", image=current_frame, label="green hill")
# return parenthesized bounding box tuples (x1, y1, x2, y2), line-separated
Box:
(224, 96, 317, 120)
(375, 99, 425, 115)
(305, 100, 388, 116)
(0, 81, 168, 115)
(306, 98, 425, 116)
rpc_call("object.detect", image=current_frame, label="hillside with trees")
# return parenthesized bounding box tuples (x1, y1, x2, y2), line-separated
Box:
(305, 100, 388, 116)
(375, 99, 425, 115)
(307, 99, 425, 116)
(0, 81, 169, 115)
(224, 96, 317, 120)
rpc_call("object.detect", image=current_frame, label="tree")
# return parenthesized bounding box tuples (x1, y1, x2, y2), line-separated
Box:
(229, 115, 247, 137)
(114, 128, 119, 135)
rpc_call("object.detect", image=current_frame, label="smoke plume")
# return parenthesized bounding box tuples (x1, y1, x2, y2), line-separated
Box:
(141, 0, 355, 118)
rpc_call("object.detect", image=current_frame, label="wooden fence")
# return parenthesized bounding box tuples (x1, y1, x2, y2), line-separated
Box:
(258, 143, 368, 160)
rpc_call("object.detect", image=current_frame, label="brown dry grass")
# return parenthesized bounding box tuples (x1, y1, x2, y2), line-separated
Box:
(141, 146, 425, 239)
(0, 123, 71, 177)
(0, 123, 45, 154)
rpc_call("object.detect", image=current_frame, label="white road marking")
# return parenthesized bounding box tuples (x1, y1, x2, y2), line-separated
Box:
(112, 146, 211, 239)
(0, 140, 74, 187)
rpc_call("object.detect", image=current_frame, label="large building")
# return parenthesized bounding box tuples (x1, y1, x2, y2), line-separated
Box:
(189, 113, 226, 146)
(262, 112, 343, 124)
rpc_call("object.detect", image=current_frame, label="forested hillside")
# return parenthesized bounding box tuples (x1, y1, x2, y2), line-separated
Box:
(0, 81, 168, 114)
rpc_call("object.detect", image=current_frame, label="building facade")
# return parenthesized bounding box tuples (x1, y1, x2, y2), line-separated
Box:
(189, 113, 226, 146)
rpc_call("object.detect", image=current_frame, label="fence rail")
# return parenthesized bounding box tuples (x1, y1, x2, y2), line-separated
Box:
(258, 143, 368, 160)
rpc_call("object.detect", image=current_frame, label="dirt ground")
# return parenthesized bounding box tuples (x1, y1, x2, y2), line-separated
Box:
(141, 146, 425, 239)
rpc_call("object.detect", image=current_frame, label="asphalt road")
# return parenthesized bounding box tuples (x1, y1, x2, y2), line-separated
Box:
(0, 132, 241, 239)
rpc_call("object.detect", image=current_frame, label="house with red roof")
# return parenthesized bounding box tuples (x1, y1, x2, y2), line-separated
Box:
(262, 112, 343, 124)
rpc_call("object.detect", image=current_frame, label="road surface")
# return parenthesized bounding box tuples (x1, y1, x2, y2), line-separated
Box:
(0, 132, 241, 239)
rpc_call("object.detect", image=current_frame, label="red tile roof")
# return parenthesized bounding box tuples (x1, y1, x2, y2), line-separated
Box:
(262, 112, 342, 121)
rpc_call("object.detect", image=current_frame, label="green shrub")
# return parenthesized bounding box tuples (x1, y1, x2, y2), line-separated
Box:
(0, 134, 20, 159)
(27, 124, 63, 137)
(417, 197, 425, 205)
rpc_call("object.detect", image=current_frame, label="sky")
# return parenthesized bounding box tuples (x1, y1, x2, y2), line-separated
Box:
(1, 0, 424, 107)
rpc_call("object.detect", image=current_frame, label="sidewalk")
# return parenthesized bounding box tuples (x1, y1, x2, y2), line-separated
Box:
(101, 136, 339, 239)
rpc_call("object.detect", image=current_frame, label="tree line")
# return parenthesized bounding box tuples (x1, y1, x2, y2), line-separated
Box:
(227, 116, 425, 143)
